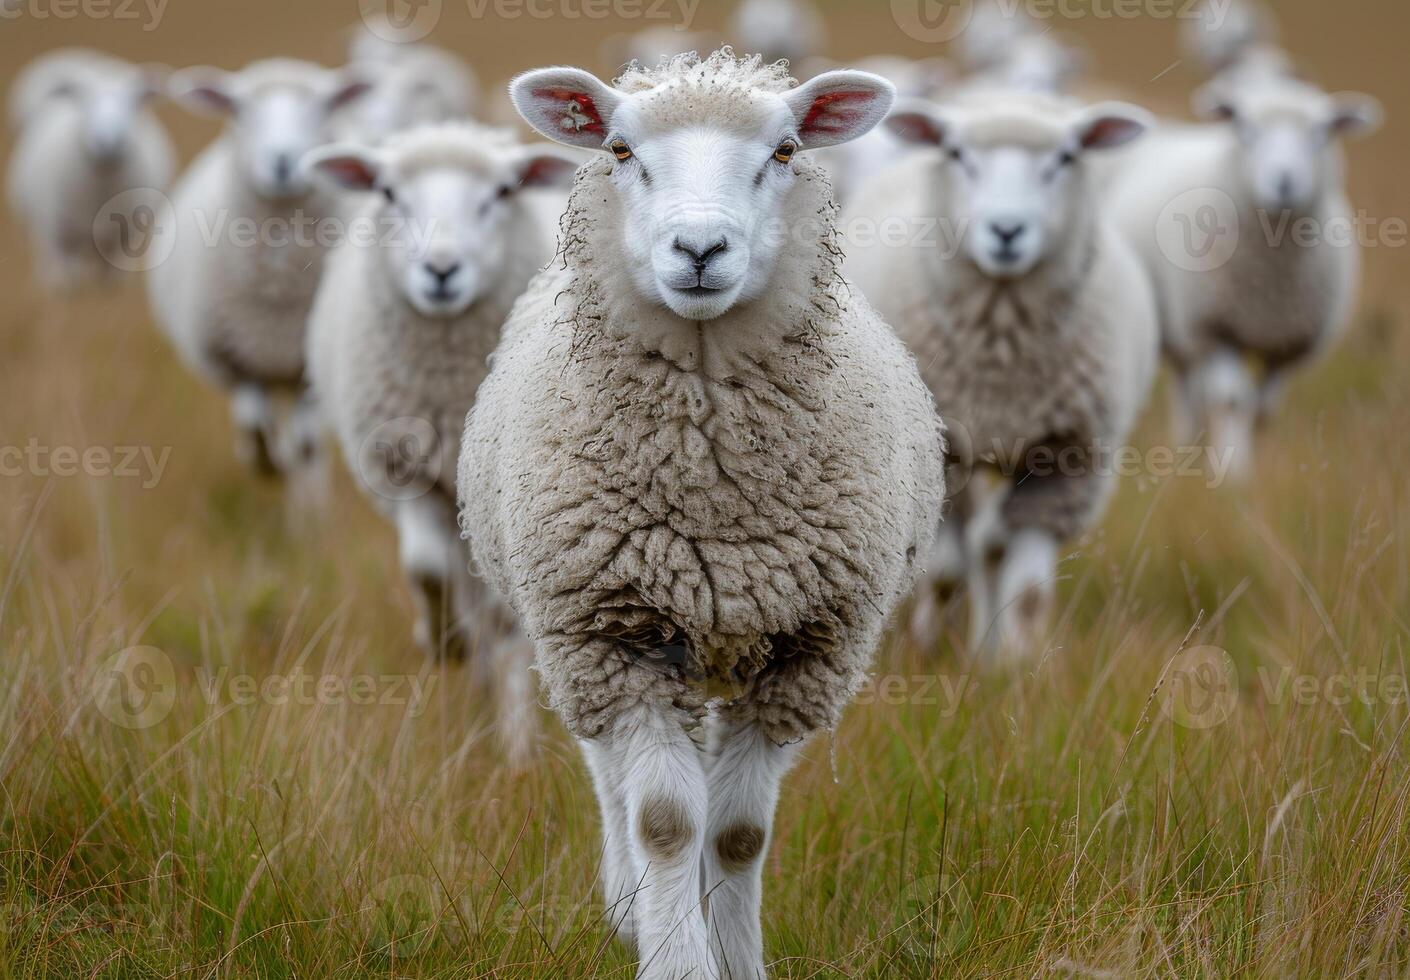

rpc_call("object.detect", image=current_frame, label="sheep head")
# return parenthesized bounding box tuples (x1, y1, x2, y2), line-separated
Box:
(171, 59, 370, 201)
(304, 124, 576, 318)
(41, 59, 166, 165)
(1194, 76, 1381, 212)
(889, 94, 1148, 279)
(511, 50, 894, 322)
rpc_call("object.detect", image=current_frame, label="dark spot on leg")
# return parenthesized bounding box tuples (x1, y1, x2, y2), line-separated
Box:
(638, 797, 693, 861)
(715, 823, 766, 872)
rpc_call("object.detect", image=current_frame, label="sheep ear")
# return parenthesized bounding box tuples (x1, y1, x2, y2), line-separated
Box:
(1076, 102, 1150, 151)
(886, 101, 947, 147)
(327, 72, 373, 112)
(170, 67, 239, 116)
(1329, 92, 1382, 139)
(514, 145, 581, 189)
(302, 144, 383, 191)
(786, 70, 897, 149)
(137, 64, 170, 100)
(510, 67, 622, 150)
(1192, 83, 1237, 122)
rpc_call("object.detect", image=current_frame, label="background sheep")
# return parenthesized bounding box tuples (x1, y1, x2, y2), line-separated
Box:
(844, 91, 1159, 661)
(728, 0, 826, 65)
(146, 58, 368, 503)
(957, 0, 1087, 96)
(459, 51, 943, 979)
(6, 50, 173, 293)
(303, 122, 576, 758)
(335, 28, 479, 144)
(1106, 73, 1381, 478)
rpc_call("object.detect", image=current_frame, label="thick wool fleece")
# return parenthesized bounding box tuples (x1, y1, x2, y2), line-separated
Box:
(306, 178, 553, 507)
(459, 159, 945, 744)
(845, 149, 1157, 540)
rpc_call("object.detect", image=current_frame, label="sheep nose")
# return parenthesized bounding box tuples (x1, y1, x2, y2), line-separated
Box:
(425, 261, 462, 284)
(274, 154, 294, 184)
(673, 236, 729, 269)
(1276, 173, 1295, 203)
(989, 222, 1027, 245)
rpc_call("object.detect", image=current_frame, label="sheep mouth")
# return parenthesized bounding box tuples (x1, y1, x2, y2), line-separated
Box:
(674, 285, 727, 297)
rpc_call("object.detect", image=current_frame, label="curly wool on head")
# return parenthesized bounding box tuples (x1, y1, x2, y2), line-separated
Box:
(613, 46, 795, 95)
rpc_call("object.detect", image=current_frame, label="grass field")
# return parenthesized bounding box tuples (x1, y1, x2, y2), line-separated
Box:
(2, 0, 1409, 976)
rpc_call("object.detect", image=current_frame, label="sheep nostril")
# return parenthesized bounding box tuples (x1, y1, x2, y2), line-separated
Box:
(1276, 174, 1295, 203)
(274, 154, 293, 184)
(674, 237, 728, 268)
(990, 222, 1026, 245)
(425, 262, 461, 284)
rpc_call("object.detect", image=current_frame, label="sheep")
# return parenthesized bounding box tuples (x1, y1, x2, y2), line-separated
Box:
(335, 28, 479, 143)
(843, 90, 1159, 661)
(1181, 0, 1279, 78)
(957, 0, 1086, 96)
(146, 59, 369, 495)
(457, 50, 944, 979)
(6, 51, 174, 293)
(1106, 73, 1382, 478)
(302, 122, 576, 758)
(728, 0, 826, 66)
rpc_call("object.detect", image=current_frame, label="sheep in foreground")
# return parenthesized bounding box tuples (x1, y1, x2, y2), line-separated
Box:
(147, 59, 368, 492)
(844, 91, 1159, 660)
(1107, 74, 1381, 477)
(303, 123, 576, 757)
(459, 51, 944, 978)
(6, 51, 173, 293)
(335, 30, 479, 143)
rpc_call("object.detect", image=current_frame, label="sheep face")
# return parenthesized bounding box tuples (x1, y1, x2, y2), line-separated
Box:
(511, 61, 894, 321)
(1195, 79, 1382, 212)
(172, 60, 370, 201)
(47, 64, 162, 165)
(305, 128, 576, 318)
(889, 98, 1148, 279)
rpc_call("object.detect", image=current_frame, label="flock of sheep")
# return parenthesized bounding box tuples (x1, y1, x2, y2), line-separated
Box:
(3, 0, 1381, 975)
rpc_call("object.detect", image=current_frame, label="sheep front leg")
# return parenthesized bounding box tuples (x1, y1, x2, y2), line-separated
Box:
(703, 707, 800, 980)
(909, 519, 966, 654)
(581, 739, 642, 949)
(282, 388, 331, 523)
(230, 383, 279, 476)
(606, 702, 713, 980)
(395, 493, 466, 663)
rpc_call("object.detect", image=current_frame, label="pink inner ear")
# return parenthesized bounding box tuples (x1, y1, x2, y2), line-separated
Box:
(533, 87, 605, 135)
(321, 157, 378, 189)
(519, 156, 577, 188)
(802, 90, 874, 137)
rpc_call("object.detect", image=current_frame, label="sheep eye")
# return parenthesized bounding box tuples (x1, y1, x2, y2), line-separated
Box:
(1057, 150, 1076, 167)
(609, 139, 632, 161)
(947, 146, 965, 164)
(773, 140, 797, 164)
(381, 186, 396, 204)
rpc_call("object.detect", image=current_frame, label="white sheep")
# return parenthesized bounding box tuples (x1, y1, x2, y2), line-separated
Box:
(6, 50, 174, 293)
(957, 0, 1086, 96)
(1106, 74, 1381, 478)
(843, 90, 1159, 661)
(728, 0, 827, 66)
(302, 123, 576, 758)
(146, 59, 369, 494)
(335, 28, 479, 143)
(458, 51, 944, 979)
(1181, 0, 1279, 77)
